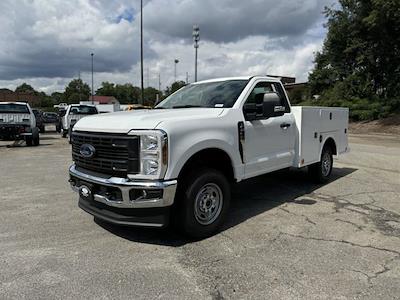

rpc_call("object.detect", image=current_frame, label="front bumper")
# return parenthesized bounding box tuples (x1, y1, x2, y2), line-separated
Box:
(69, 164, 177, 227)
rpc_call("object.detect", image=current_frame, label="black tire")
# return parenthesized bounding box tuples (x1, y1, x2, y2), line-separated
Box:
(32, 128, 40, 146)
(309, 146, 333, 183)
(177, 168, 231, 238)
(56, 125, 61, 133)
(62, 130, 67, 138)
(25, 137, 33, 146)
(33, 135, 40, 146)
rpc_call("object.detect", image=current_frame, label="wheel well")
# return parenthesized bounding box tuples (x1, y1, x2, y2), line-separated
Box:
(178, 148, 235, 182)
(324, 137, 337, 155)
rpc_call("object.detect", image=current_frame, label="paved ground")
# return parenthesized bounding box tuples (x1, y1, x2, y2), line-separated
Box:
(0, 131, 399, 299)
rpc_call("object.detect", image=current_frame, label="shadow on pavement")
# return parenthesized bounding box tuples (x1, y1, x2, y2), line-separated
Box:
(0, 143, 53, 148)
(96, 166, 357, 246)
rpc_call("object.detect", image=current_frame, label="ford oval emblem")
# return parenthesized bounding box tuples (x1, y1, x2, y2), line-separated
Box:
(80, 144, 96, 158)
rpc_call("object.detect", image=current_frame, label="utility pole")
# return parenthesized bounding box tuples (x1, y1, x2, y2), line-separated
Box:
(147, 67, 150, 87)
(158, 73, 161, 92)
(140, 0, 144, 105)
(91, 53, 94, 104)
(174, 59, 179, 82)
(193, 25, 200, 82)
(186, 72, 189, 84)
(78, 71, 82, 103)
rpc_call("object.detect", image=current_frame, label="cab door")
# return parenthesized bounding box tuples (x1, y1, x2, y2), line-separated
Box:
(242, 81, 295, 178)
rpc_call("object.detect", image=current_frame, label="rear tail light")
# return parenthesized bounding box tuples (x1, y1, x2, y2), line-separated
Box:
(19, 127, 25, 133)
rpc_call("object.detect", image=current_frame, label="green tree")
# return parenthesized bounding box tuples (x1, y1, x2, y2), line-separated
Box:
(309, 0, 400, 101)
(96, 82, 116, 97)
(15, 83, 36, 94)
(64, 79, 90, 104)
(96, 82, 141, 104)
(165, 81, 186, 96)
(51, 92, 66, 104)
(143, 87, 161, 106)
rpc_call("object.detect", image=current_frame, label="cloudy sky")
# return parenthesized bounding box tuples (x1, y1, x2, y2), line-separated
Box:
(0, 0, 336, 94)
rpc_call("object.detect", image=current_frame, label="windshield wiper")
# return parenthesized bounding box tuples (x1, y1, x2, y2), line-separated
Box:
(172, 105, 202, 109)
(153, 107, 166, 109)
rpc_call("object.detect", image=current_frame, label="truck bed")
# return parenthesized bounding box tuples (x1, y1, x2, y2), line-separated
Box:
(292, 106, 349, 168)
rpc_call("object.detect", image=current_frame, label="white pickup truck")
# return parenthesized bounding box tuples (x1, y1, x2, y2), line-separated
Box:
(69, 76, 349, 237)
(60, 104, 98, 138)
(0, 102, 40, 146)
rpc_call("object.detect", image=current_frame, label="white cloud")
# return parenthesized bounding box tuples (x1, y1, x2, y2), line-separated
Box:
(0, 0, 332, 93)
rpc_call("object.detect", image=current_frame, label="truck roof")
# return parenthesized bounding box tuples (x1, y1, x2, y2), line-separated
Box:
(193, 76, 281, 85)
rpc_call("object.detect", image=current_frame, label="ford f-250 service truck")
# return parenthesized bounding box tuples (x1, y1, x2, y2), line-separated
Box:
(69, 76, 349, 238)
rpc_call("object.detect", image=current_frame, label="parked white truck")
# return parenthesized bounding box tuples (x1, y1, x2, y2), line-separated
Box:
(0, 102, 40, 146)
(60, 104, 98, 138)
(69, 76, 349, 237)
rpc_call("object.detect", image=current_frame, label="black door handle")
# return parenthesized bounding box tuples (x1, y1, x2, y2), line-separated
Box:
(280, 123, 291, 129)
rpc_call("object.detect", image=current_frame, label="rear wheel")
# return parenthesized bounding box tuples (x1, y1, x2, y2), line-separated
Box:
(25, 137, 32, 146)
(177, 168, 231, 238)
(32, 128, 40, 146)
(309, 146, 333, 183)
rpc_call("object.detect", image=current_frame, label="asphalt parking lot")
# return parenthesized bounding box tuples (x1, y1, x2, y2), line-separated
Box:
(1, 131, 399, 299)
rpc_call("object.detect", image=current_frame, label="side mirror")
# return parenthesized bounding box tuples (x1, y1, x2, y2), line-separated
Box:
(243, 93, 264, 121)
(243, 92, 286, 121)
(262, 93, 285, 118)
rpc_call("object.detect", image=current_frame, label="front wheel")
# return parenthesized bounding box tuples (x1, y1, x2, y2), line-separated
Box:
(178, 168, 231, 238)
(309, 146, 333, 183)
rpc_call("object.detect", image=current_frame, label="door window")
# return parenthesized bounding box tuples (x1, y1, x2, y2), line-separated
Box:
(245, 81, 290, 113)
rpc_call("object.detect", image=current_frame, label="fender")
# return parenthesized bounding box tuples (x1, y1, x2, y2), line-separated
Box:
(165, 136, 244, 181)
(318, 135, 338, 160)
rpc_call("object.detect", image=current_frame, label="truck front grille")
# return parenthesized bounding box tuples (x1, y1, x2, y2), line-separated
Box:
(71, 131, 139, 177)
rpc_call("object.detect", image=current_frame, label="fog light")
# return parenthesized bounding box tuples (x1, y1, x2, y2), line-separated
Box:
(129, 189, 163, 201)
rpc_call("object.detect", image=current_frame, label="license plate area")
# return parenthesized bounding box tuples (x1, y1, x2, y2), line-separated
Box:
(70, 175, 123, 203)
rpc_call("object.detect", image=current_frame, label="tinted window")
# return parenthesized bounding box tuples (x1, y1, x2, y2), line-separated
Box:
(69, 106, 98, 115)
(0, 104, 29, 113)
(157, 80, 249, 109)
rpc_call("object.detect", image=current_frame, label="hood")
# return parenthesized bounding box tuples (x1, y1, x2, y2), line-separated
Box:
(74, 108, 224, 133)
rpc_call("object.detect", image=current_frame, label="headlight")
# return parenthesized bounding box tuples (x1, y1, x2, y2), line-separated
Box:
(128, 130, 168, 180)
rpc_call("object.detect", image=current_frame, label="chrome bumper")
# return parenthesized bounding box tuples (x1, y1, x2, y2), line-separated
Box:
(69, 165, 177, 209)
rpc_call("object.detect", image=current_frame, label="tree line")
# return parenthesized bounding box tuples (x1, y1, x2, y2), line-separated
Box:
(6, 80, 187, 108)
(302, 0, 400, 120)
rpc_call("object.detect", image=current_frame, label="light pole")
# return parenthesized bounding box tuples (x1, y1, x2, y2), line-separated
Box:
(174, 59, 179, 82)
(192, 25, 200, 82)
(91, 53, 94, 104)
(140, 0, 144, 105)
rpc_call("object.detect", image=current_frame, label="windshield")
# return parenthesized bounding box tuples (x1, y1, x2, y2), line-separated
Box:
(156, 80, 248, 109)
(0, 104, 29, 114)
(69, 105, 98, 115)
